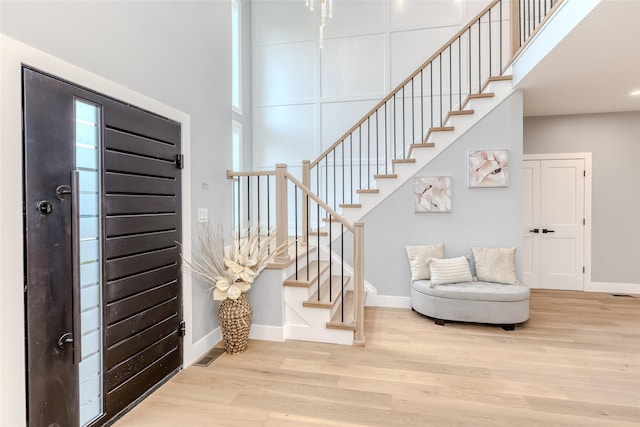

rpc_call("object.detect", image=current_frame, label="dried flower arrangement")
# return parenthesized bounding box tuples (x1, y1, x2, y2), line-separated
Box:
(183, 224, 282, 301)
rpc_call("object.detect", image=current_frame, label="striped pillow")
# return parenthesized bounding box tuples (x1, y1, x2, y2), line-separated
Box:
(427, 256, 473, 286)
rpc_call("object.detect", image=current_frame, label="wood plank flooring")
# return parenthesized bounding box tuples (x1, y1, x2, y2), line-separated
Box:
(115, 290, 640, 426)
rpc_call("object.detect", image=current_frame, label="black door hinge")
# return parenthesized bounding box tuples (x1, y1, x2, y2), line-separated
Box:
(176, 154, 185, 169)
(583, 266, 585, 274)
(178, 320, 186, 336)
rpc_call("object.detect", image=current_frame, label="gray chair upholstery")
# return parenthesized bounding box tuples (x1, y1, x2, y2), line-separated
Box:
(410, 280, 530, 329)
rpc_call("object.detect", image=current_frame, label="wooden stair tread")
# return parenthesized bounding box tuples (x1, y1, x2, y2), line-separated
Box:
(356, 189, 379, 194)
(429, 126, 454, 132)
(468, 92, 494, 99)
(339, 203, 362, 208)
(409, 143, 435, 149)
(309, 230, 328, 236)
(267, 241, 316, 269)
(283, 260, 330, 287)
(449, 109, 474, 116)
(326, 290, 357, 330)
(373, 174, 397, 179)
(303, 275, 351, 309)
(392, 158, 416, 164)
(488, 75, 512, 81)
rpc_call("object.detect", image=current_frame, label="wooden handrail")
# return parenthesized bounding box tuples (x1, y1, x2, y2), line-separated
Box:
(284, 171, 355, 233)
(309, 0, 503, 168)
(227, 169, 276, 179)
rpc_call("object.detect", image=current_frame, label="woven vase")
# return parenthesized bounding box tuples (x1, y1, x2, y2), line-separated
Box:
(218, 293, 253, 354)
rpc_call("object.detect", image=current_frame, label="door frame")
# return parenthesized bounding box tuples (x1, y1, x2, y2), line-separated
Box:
(1, 35, 193, 426)
(523, 152, 592, 292)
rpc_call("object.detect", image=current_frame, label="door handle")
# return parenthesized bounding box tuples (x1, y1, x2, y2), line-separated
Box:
(542, 229, 555, 233)
(70, 171, 82, 364)
(529, 228, 539, 233)
(57, 332, 73, 350)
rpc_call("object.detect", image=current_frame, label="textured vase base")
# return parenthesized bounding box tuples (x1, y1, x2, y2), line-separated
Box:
(219, 294, 253, 354)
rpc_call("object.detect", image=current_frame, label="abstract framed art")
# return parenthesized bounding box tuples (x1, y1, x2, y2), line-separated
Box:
(414, 176, 451, 213)
(468, 149, 509, 187)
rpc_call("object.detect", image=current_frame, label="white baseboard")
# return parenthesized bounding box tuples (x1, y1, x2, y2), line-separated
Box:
(365, 294, 411, 308)
(187, 327, 222, 366)
(250, 324, 285, 342)
(586, 281, 640, 295)
(284, 324, 353, 345)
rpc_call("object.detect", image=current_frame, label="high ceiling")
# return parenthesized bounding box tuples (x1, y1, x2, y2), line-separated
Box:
(516, 0, 640, 117)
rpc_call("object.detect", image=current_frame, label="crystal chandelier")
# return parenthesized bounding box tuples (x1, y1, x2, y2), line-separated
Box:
(306, 0, 333, 48)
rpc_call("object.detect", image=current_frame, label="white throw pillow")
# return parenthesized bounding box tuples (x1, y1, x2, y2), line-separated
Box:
(428, 256, 473, 285)
(405, 243, 444, 281)
(472, 246, 520, 285)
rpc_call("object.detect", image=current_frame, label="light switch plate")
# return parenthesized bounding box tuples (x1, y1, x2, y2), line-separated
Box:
(197, 208, 208, 223)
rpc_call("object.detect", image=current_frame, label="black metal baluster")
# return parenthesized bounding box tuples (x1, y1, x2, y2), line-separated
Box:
(294, 182, 298, 277)
(500, 0, 503, 72)
(236, 178, 240, 251)
(367, 117, 371, 181)
(478, 18, 481, 91)
(449, 45, 452, 113)
(333, 149, 336, 211)
(341, 224, 344, 322)
(384, 103, 388, 171)
(489, 6, 492, 77)
(329, 213, 332, 302)
(247, 175, 250, 229)
(528, 0, 531, 39)
(325, 156, 329, 217)
(317, 202, 320, 301)
(375, 110, 379, 174)
(350, 134, 353, 203)
(439, 53, 442, 125)
(257, 175, 261, 249)
(267, 175, 271, 254)
(459, 36, 462, 108)
(411, 78, 414, 146)
(359, 126, 364, 189)
(317, 162, 320, 207)
(394, 94, 397, 155)
(420, 70, 424, 140)
(402, 86, 405, 156)
(431, 64, 434, 129)
(306, 194, 310, 281)
(341, 141, 345, 206)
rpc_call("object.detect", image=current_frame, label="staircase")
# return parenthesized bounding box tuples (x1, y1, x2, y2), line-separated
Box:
(226, 0, 563, 346)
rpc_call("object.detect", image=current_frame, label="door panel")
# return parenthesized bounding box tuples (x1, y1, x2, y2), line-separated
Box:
(23, 68, 79, 427)
(540, 159, 584, 290)
(102, 84, 182, 422)
(522, 160, 541, 288)
(23, 67, 183, 427)
(523, 158, 584, 291)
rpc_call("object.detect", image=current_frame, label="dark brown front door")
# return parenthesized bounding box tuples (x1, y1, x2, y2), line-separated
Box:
(23, 67, 183, 427)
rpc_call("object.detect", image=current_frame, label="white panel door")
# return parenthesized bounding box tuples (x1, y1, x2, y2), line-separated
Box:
(540, 159, 585, 290)
(522, 161, 541, 288)
(523, 159, 585, 290)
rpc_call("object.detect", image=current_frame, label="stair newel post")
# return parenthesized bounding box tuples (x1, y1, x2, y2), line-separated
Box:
(302, 160, 311, 244)
(275, 164, 291, 262)
(353, 221, 366, 346)
(510, 0, 520, 56)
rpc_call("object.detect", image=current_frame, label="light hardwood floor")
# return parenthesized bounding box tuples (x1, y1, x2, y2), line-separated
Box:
(116, 290, 640, 426)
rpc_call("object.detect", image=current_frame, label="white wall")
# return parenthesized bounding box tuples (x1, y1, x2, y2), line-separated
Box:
(0, 2, 231, 424)
(524, 112, 640, 288)
(357, 91, 524, 299)
(251, 0, 493, 177)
